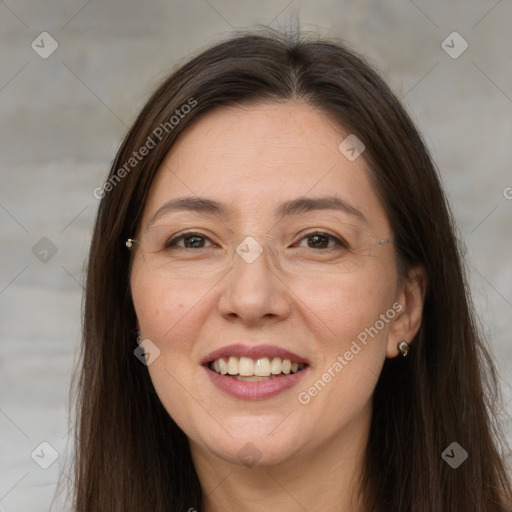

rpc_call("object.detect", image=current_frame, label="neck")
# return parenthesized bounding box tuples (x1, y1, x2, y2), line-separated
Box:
(191, 402, 371, 512)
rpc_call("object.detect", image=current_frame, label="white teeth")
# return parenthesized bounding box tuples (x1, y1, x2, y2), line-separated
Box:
(254, 357, 271, 377)
(271, 357, 282, 375)
(209, 356, 305, 377)
(238, 357, 254, 376)
(218, 357, 228, 375)
(227, 356, 238, 375)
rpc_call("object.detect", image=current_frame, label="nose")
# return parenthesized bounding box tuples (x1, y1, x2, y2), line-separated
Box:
(216, 239, 293, 325)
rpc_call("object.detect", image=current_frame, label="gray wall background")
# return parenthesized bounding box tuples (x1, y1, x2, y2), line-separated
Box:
(1, 1, 511, 511)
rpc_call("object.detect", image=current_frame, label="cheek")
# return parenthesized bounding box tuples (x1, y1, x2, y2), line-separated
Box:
(292, 270, 394, 345)
(130, 270, 210, 436)
(292, 272, 394, 422)
(131, 266, 210, 345)
(130, 268, 209, 411)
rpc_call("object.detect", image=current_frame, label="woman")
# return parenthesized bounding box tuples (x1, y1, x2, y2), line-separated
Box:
(74, 30, 512, 511)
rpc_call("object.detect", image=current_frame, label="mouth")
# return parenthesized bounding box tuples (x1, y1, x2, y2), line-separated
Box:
(207, 356, 307, 381)
(202, 344, 310, 400)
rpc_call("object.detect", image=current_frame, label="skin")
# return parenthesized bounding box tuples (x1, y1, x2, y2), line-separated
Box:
(130, 101, 426, 512)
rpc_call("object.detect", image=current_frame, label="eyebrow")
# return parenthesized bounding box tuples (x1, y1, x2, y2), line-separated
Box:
(148, 195, 367, 225)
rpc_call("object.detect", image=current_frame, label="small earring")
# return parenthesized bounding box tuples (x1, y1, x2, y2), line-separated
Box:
(135, 330, 142, 345)
(397, 340, 409, 357)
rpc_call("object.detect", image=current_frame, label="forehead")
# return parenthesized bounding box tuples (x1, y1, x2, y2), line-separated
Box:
(141, 101, 389, 232)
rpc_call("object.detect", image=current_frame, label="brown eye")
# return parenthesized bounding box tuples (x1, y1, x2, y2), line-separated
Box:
(183, 235, 206, 248)
(297, 232, 348, 250)
(307, 234, 329, 249)
(165, 232, 213, 249)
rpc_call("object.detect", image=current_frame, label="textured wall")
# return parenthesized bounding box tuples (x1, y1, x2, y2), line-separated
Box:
(1, 1, 511, 510)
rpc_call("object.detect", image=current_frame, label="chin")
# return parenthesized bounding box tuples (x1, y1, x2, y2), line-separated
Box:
(193, 417, 305, 468)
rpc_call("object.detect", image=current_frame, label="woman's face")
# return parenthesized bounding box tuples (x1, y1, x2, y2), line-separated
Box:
(130, 101, 415, 468)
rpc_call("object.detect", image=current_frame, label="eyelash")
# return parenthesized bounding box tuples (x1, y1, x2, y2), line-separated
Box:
(164, 231, 349, 250)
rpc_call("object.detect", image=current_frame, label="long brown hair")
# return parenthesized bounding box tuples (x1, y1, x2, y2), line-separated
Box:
(74, 29, 512, 511)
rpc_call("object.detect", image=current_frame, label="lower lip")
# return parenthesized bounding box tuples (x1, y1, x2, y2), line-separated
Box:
(204, 366, 309, 400)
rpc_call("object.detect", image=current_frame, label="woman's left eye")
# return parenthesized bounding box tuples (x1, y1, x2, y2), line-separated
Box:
(296, 232, 347, 250)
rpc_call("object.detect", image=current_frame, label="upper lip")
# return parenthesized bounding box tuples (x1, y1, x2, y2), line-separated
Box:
(201, 344, 310, 365)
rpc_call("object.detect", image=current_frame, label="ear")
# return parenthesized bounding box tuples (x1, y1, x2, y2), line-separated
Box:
(135, 319, 140, 330)
(386, 265, 427, 358)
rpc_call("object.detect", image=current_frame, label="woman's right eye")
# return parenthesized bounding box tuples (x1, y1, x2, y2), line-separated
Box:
(165, 232, 214, 249)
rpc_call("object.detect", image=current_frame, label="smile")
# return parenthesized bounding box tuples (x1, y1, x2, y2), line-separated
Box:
(202, 343, 310, 400)
(209, 356, 307, 380)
